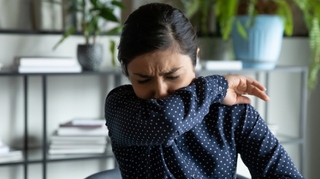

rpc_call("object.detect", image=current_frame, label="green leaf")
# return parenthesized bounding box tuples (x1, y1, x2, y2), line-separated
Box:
(49, 0, 124, 50)
(67, 6, 78, 13)
(215, 0, 238, 40)
(109, 40, 116, 66)
(43, 0, 61, 5)
(308, 61, 320, 90)
(214, 0, 221, 17)
(246, 0, 257, 27)
(198, 0, 212, 35)
(111, 0, 125, 9)
(105, 25, 123, 35)
(275, 0, 293, 36)
(82, 0, 86, 9)
(182, 0, 200, 19)
(99, 8, 119, 22)
(86, 16, 99, 39)
(90, 0, 98, 8)
(53, 26, 76, 50)
(310, 18, 320, 50)
(236, 20, 248, 40)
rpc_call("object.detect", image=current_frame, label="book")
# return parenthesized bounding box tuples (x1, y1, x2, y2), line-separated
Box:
(51, 140, 107, 145)
(0, 145, 10, 154)
(16, 66, 82, 73)
(59, 121, 105, 128)
(0, 150, 23, 163)
(0, 139, 22, 161)
(57, 120, 108, 136)
(48, 147, 105, 155)
(57, 127, 108, 136)
(50, 144, 106, 149)
(201, 60, 243, 70)
(71, 118, 105, 126)
(15, 57, 79, 67)
(48, 131, 108, 155)
(56, 119, 108, 136)
(51, 134, 107, 142)
(60, 120, 105, 128)
(50, 133, 107, 145)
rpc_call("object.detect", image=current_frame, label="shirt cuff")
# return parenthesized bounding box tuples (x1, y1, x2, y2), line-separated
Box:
(206, 75, 228, 103)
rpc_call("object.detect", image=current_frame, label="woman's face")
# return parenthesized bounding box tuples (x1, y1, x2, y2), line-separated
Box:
(127, 49, 196, 99)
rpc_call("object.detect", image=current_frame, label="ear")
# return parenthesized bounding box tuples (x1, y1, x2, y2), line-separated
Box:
(196, 48, 200, 63)
(197, 48, 200, 56)
(195, 48, 202, 71)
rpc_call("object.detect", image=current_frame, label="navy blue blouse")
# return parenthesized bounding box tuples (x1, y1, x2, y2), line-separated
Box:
(105, 75, 304, 179)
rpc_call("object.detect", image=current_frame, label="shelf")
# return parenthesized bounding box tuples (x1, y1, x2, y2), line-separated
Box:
(0, 65, 308, 76)
(0, 143, 114, 166)
(198, 65, 308, 74)
(0, 67, 122, 76)
(0, 65, 308, 178)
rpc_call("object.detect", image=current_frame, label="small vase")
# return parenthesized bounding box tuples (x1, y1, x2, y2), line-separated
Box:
(231, 15, 284, 69)
(77, 44, 103, 71)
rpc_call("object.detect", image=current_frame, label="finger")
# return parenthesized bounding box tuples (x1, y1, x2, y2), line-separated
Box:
(251, 87, 270, 101)
(237, 76, 266, 95)
(248, 78, 266, 91)
(235, 96, 252, 104)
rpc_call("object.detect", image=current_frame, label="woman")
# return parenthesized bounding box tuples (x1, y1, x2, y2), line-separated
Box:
(105, 3, 304, 179)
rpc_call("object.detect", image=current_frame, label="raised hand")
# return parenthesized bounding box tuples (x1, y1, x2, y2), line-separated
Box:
(222, 75, 269, 105)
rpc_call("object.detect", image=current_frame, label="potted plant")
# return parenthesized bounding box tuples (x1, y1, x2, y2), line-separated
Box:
(215, 0, 320, 90)
(292, 0, 320, 90)
(53, 0, 124, 71)
(215, 0, 294, 69)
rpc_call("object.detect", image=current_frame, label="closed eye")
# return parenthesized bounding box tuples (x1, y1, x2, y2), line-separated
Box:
(166, 76, 180, 80)
(138, 79, 151, 84)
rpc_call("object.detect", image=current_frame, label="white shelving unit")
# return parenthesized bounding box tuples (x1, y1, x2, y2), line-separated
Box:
(0, 66, 307, 178)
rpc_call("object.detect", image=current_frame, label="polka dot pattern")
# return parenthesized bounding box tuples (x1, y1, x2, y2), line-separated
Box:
(105, 75, 304, 179)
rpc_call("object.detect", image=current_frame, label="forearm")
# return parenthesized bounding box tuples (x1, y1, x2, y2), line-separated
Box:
(105, 75, 228, 147)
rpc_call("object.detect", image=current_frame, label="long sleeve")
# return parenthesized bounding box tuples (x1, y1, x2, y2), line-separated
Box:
(105, 75, 228, 147)
(235, 104, 304, 178)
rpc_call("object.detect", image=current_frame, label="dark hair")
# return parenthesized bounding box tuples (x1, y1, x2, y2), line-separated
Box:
(118, 3, 198, 76)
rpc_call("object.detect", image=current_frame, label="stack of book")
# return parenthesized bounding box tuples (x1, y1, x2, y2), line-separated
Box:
(0, 139, 23, 163)
(200, 60, 243, 70)
(14, 56, 82, 73)
(48, 118, 109, 155)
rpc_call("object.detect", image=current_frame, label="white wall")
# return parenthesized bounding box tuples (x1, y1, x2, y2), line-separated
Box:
(0, 35, 318, 179)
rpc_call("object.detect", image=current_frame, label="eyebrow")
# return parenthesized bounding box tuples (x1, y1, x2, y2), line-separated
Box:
(133, 67, 182, 78)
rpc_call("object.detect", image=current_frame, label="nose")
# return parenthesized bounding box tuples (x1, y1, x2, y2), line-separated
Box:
(153, 80, 169, 99)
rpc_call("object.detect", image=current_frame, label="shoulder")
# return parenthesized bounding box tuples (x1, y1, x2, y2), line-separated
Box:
(105, 84, 139, 107)
(107, 84, 134, 98)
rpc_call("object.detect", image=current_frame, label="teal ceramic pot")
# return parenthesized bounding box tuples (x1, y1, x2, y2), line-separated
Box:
(231, 15, 284, 69)
(77, 44, 103, 71)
